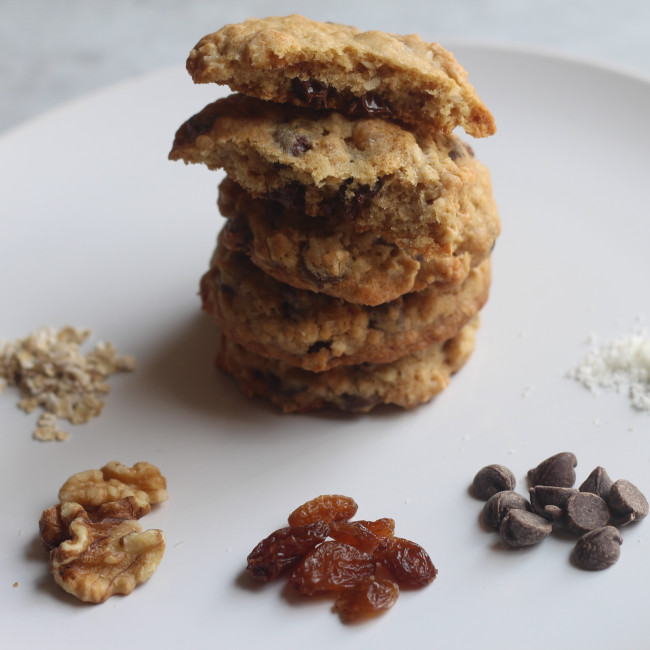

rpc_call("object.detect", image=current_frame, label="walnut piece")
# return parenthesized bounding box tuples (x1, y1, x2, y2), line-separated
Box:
(49, 502, 165, 603)
(58, 461, 168, 509)
(40, 496, 151, 551)
(0, 326, 135, 441)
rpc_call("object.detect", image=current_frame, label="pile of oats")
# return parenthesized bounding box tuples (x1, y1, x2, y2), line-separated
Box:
(0, 326, 135, 441)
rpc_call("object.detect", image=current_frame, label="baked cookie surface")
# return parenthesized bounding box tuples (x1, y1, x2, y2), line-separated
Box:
(185, 15, 495, 137)
(200, 236, 491, 372)
(216, 317, 479, 413)
(218, 161, 499, 305)
(169, 94, 478, 257)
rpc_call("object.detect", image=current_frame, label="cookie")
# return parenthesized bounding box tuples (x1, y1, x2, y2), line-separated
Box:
(169, 93, 477, 257)
(218, 159, 499, 305)
(216, 317, 479, 413)
(199, 236, 491, 372)
(185, 15, 495, 138)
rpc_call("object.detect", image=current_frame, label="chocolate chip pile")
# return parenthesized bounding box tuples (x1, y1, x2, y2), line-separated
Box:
(168, 16, 500, 413)
(472, 453, 648, 570)
(246, 494, 436, 623)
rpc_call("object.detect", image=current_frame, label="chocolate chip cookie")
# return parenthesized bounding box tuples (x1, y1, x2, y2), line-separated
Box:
(169, 93, 478, 257)
(200, 236, 491, 372)
(218, 156, 499, 305)
(185, 15, 495, 137)
(216, 316, 480, 413)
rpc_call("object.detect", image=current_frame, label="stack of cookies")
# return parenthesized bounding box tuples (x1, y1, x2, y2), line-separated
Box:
(169, 15, 500, 413)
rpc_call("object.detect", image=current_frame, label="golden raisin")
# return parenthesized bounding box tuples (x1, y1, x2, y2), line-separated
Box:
(289, 541, 375, 595)
(334, 575, 399, 623)
(246, 522, 329, 581)
(288, 495, 358, 527)
(329, 518, 395, 553)
(374, 537, 437, 588)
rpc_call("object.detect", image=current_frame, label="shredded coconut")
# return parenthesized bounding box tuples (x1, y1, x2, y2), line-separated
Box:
(567, 331, 650, 411)
(0, 326, 135, 441)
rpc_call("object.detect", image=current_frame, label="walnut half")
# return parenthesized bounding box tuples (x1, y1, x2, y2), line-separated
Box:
(58, 461, 168, 509)
(49, 502, 165, 603)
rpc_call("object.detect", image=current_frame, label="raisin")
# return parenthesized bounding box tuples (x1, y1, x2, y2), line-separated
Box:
(289, 541, 376, 595)
(329, 519, 395, 553)
(246, 522, 329, 582)
(374, 537, 437, 588)
(288, 494, 358, 527)
(334, 575, 399, 623)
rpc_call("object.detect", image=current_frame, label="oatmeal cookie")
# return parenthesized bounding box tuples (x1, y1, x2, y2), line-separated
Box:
(169, 94, 477, 256)
(185, 15, 495, 137)
(216, 317, 479, 413)
(200, 237, 491, 372)
(218, 159, 498, 305)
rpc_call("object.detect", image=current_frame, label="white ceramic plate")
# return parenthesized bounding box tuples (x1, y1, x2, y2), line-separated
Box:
(2, 44, 650, 649)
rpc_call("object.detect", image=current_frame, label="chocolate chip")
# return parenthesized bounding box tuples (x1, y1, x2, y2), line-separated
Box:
(579, 466, 613, 502)
(527, 452, 577, 488)
(279, 298, 305, 323)
(529, 486, 578, 523)
(221, 217, 252, 253)
(565, 492, 610, 535)
(573, 526, 622, 570)
(482, 491, 530, 531)
(499, 510, 552, 548)
(339, 393, 382, 412)
(472, 464, 516, 500)
(608, 479, 649, 526)
(290, 135, 312, 157)
(268, 183, 305, 213)
(180, 104, 219, 142)
(291, 78, 334, 110)
(321, 178, 383, 221)
(347, 92, 392, 117)
(307, 340, 332, 354)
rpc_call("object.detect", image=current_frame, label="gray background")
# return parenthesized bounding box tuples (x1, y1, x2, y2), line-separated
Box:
(2, 0, 650, 134)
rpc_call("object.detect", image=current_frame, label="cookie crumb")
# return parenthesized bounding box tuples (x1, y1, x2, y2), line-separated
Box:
(0, 327, 135, 440)
(13, 582, 18, 588)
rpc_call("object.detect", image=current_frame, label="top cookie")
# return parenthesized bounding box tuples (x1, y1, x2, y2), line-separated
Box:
(185, 15, 495, 138)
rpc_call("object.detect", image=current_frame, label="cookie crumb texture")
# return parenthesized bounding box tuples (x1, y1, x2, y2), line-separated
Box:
(170, 16, 499, 413)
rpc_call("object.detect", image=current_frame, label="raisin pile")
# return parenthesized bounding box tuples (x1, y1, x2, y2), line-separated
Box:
(246, 494, 437, 623)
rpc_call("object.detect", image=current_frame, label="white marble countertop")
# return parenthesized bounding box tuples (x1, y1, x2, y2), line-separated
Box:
(2, 0, 650, 135)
